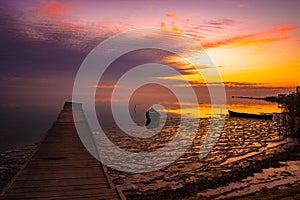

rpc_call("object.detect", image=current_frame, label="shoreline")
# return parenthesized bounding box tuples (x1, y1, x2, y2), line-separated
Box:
(124, 138, 300, 199)
(1, 119, 299, 199)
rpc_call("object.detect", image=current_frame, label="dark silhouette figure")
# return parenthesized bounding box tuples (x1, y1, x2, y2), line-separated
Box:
(145, 110, 151, 126)
(145, 107, 160, 129)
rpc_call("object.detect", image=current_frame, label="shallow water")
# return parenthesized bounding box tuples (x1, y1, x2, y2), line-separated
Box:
(93, 117, 291, 196)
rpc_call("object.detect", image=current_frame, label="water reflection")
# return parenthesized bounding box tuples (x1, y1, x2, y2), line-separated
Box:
(160, 103, 282, 118)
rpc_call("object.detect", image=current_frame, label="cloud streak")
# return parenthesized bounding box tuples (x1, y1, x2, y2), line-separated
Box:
(170, 81, 292, 89)
(199, 25, 297, 49)
(93, 85, 121, 89)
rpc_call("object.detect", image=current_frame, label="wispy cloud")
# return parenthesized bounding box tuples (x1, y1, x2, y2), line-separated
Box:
(199, 25, 296, 49)
(93, 85, 121, 89)
(228, 25, 296, 47)
(169, 81, 292, 89)
(204, 18, 236, 26)
(163, 54, 212, 73)
(177, 14, 295, 50)
(182, 18, 238, 42)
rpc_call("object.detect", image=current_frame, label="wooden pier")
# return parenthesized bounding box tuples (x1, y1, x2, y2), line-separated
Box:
(0, 102, 125, 200)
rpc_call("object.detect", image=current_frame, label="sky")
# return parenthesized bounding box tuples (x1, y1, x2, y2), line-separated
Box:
(1, 0, 300, 86)
(0, 0, 299, 150)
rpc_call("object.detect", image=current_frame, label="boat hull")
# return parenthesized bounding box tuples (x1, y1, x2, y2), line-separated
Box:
(228, 110, 273, 120)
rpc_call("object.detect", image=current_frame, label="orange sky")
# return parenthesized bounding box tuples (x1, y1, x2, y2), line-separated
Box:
(4, 0, 298, 87)
(2, 0, 300, 111)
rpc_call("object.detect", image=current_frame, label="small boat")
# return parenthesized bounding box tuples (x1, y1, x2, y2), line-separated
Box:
(228, 110, 273, 120)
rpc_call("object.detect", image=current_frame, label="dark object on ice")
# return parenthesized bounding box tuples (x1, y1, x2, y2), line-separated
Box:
(228, 110, 273, 120)
(145, 108, 160, 129)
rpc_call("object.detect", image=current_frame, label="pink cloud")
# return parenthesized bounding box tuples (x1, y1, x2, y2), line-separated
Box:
(238, 4, 247, 8)
(39, 1, 72, 19)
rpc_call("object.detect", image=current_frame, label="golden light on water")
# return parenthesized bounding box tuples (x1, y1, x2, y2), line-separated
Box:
(159, 103, 282, 119)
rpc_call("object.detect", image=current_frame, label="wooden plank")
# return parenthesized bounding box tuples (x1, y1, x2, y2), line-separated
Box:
(5, 188, 119, 198)
(17, 173, 106, 181)
(10, 179, 109, 189)
(2, 192, 119, 200)
(8, 183, 107, 192)
(0, 102, 125, 200)
(0, 195, 119, 200)
(22, 168, 103, 175)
